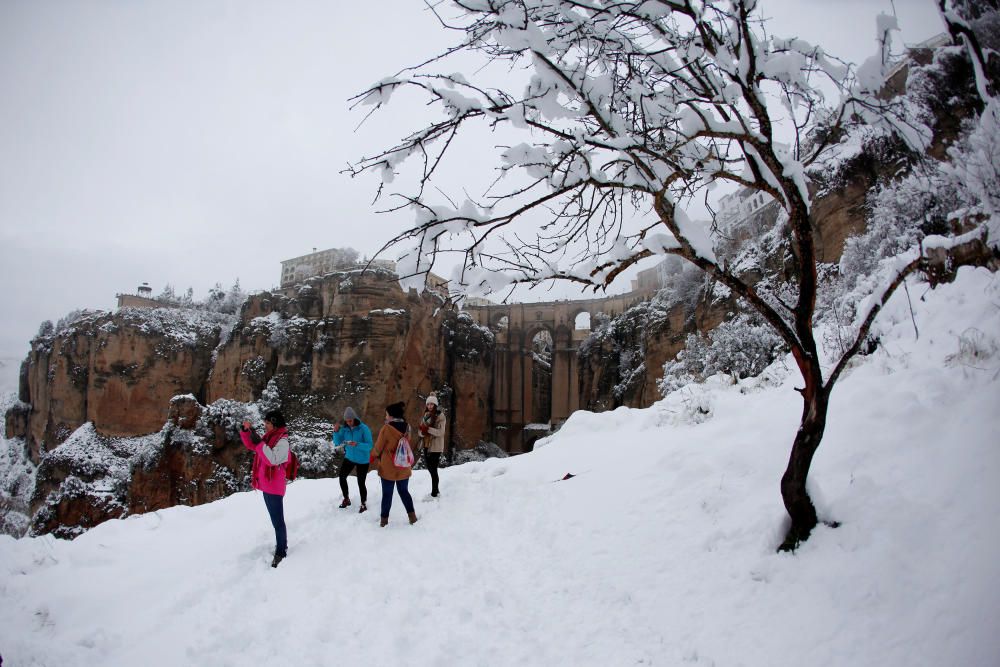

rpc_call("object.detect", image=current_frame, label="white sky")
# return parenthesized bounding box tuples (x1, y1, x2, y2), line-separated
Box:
(0, 0, 945, 365)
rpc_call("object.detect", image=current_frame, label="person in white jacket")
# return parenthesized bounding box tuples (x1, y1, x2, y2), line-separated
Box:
(418, 394, 446, 497)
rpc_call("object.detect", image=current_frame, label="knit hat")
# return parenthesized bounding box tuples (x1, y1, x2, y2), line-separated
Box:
(344, 407, 358, 422)
(425, 394, 439, 407)
(386, 401, 405, 419)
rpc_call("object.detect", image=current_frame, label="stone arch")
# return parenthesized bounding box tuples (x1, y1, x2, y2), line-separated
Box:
(524, 322, 554, 343)
(526, 326, 554, 425)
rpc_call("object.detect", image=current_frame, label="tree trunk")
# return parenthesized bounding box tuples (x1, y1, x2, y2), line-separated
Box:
(779, 389, 830, 552)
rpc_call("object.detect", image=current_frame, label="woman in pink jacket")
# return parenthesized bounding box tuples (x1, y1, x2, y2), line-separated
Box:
(240, 410, 291, 568)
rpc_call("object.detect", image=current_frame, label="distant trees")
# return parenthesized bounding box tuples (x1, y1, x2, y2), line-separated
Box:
(205, 279, 247, 315)
(152, 280, 247, 314)
(349, 0, 997, 549)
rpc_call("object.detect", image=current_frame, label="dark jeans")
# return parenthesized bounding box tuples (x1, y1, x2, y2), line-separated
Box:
(339, 460, 369, 503)
(262, 492, 287, 557)
(426, 452, 441, 496)
(380, 478, 414, 518)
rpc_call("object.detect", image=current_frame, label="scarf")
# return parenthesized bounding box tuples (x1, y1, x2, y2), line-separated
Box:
(421, 409, 439, 435)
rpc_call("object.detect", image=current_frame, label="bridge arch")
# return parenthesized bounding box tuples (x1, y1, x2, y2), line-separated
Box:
(463, 289, 652, 452)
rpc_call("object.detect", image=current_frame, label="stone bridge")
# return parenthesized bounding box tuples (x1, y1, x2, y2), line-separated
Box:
(463, 289, 654, 453)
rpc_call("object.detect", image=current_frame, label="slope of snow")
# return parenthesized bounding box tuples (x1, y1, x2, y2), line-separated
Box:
(1, 267, 998, 666)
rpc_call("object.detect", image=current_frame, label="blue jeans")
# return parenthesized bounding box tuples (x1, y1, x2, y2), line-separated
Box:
(380, 478, 414, 518)
(262, 492, 287, 556)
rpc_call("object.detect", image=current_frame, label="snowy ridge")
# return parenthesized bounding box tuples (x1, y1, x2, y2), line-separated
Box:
(1, 268, 998, 666)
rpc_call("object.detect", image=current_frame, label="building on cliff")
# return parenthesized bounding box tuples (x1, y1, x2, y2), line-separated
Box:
(717, 188, 778, 231)
(116, 282, 171, 309)
(280, 247, 397, 287)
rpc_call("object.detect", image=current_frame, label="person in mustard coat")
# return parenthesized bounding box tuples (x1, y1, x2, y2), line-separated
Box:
(371, 401, 417, 527)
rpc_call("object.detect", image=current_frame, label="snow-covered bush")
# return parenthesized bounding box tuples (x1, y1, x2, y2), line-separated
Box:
(843, 166, 961, 281)
(258, 379, 282, 415)
(153, 280, 248, 314)
(655, 383, 716, 426)
(449, 441, 508, 466)
(0, 420, 35, 537)
(946, 327, 1000, 368)
(659, 312, 788, 395)
(202, 399, 258, 440)
(943, 102, 1000, 241)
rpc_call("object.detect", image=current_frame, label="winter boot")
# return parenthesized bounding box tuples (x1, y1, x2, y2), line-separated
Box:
(359, 503, 367, 514)
(408, 512, 418, 525)
(339, 498, 351, 509)
(271, 551, 285, 568)
(380, 516, 389, 527)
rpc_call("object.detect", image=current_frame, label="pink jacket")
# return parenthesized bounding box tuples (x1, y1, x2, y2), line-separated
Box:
(240, 428, 290, 496)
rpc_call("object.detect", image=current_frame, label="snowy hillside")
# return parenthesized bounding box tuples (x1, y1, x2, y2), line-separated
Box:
(1, 267, 998, 666)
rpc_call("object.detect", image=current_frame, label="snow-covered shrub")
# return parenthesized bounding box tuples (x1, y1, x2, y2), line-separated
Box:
(946, 327, 1000, 368)
(655, 384, 716, 426)
(943, 101, 1000, 243)
(288, 433, 339, 478)
(444, 311, 495, 363)
(0, 427, 36, 537)
(844, 165, 965, 282)
(658, 263, 712, 316)
(659, 312, 788, 396)
(258, 379, 282, 415)
(202, 399, 258, 440)
(450, 441, 508, 466)
(203, 280, 248, 315)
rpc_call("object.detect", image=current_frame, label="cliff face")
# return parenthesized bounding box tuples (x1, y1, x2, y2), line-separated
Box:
(4, 270, 494, 538)
(15, 309, 230, 461)
(204, 270, 493, 445)
(578, 294, 734, 411)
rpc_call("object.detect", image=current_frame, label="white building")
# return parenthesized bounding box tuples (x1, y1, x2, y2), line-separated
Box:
(717, 188, 775, 230)
(279, 247, 396, 287)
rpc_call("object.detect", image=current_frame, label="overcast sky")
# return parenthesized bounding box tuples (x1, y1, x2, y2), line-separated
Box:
(0, 0, 944, 372)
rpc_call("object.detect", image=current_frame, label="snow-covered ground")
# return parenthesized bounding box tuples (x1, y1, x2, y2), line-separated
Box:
(1, 267, 998, 666)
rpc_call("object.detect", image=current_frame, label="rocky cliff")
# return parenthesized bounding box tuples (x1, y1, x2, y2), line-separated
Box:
(3, 269, 494, 538)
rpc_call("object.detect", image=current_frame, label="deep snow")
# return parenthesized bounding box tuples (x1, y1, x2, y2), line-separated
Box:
(1, 267, 998, 666)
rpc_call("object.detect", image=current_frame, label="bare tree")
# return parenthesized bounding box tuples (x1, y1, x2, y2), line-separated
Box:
(347, 0, 994, 550)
